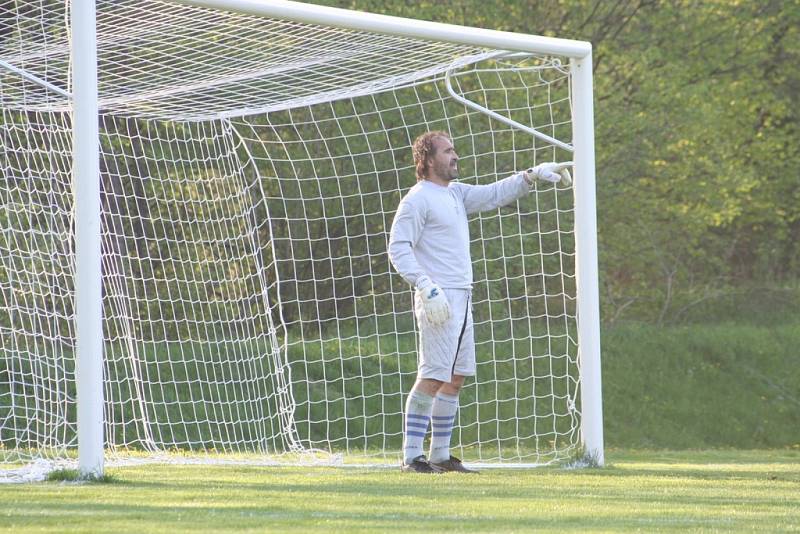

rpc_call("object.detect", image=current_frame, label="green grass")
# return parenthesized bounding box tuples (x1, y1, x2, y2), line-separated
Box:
(3, 317, 798, 464)
(604, 321, 800, 448)
(45, 469, 117, 484)
(1, 450, 798, 532)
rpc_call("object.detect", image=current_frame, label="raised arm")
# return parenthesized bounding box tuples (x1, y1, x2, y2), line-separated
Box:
(457, 162, 573, 215)
(455, 172, 530, 215)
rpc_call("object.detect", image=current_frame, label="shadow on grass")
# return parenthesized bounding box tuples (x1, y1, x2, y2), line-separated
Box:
(46, 469, 120, 484)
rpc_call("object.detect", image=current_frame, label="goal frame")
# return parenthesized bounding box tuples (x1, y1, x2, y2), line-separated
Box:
(71, 0, 604, 476)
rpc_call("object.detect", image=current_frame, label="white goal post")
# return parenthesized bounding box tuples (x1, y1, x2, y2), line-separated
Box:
(0, 0, 602, 480)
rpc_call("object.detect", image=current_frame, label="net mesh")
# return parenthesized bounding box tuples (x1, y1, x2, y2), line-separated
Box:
(1, 0, 579, 477)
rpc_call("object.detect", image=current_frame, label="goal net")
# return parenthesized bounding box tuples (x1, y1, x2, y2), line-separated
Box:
(1, 0, 598, 478)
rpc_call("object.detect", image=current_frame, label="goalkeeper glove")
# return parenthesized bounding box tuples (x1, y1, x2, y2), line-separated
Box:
(415, 277, 450, 327)
(524, 162, 573, 186)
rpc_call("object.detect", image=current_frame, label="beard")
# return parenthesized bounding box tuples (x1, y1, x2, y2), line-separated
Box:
(440, 162, 458, 180)
(429, 159, 458, 181)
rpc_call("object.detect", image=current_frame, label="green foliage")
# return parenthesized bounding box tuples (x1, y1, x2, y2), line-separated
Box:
(3, 0, 800, 465)
(309, 0, 800, 322)
(6, 1, 797, 326)
(592, 0, 800, 322)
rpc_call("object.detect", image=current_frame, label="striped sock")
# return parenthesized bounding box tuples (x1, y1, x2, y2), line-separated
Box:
(429, 392, 459, 463)
(403, 390, 434, 464)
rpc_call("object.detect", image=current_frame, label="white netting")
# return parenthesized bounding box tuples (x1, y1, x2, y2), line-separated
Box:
(1, 0, 579, 478)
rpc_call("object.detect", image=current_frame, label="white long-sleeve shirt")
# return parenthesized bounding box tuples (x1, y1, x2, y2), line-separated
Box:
(388, 173, 530, 289)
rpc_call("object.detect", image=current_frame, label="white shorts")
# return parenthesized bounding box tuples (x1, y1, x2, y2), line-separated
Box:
(414, 288, 475, 382)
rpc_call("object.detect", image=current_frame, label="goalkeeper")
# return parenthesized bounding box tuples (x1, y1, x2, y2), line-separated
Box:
(388, 130, 571, 474)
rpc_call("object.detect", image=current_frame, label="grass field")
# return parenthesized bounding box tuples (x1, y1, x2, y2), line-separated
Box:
(1, 449, 798, 532)
(603, 320, 800, 449)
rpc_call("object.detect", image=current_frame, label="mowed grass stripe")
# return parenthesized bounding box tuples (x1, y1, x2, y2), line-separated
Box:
(1, 450, 798, 532)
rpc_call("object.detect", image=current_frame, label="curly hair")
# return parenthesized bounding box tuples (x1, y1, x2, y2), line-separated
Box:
(412, 131, 450, 181)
